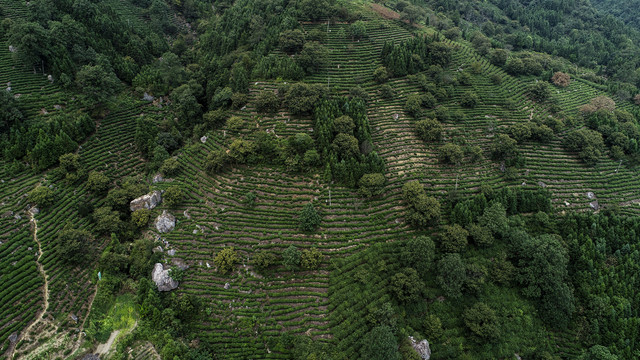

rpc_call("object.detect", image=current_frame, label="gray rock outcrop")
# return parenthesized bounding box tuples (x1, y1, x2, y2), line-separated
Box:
(151, 263, 178, 291)
(155, 210, 176, 233)
(409, 336, 431, 360)
(130, 190, 162, 211)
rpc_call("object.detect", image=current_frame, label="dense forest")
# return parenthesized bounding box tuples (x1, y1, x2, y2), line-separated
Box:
(3, 0, 640, 359)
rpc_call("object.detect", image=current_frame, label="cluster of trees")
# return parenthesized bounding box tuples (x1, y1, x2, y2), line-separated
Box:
(252, 245, 324, 272)
(567, 96, 640, 163)
(1, 110, 95, 171)
(381, 36, 452, 78)
(313, 97, 386, 189)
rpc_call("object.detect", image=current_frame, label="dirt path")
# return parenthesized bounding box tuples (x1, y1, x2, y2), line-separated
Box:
(95, 329, 120, 356)
(7, 212, 50, 359)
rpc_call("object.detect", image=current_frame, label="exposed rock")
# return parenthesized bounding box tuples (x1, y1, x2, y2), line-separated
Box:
(514, 354, 522, 360)
(152, 174, 164, 183)
(54, 104, 62, 110)
(47, 74, 53, 82)
(538, 181, 547, 188)
(70, 313, 78, 322)
(224, 283, 231, 290)
(1, 211, 14, 218)
(151, 263, 179, 291)
(200, 136, 208, 144)
(81, 355, 100, 360)
(590, 201, 600, 210)
(171, 258, 188, 270)
(409, 336, 431, 360)
(29, 207, 39, 215)
(184, 210, 191, 219)
(8, 45, 16, 53)
(14, 213, 22, 220)
(206, 262, 211, 268)
(153, 246, 163, 253)
(8, 332, 17, 343)
(564, 201, 570, 206)
(587, 192, 596, 199)
(167, 249, 176, 256)
(130, 190, 162, 211)
(143, 92, 154, 101)
(6, 87, 11, 92)
(155, 210, 176, 233)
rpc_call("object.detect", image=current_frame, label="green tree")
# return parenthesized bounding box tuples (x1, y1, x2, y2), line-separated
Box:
(284, 83, 325, 115)
(93, 206, 123, 235)
(405, 94, 423, 118)
(463, 302, 500, 342)
(214, 247, 239, 274)
(301, 247, 323, 269)
(349, 21, 367, 39)
(467, 224, 493, 247)
(333, 115, 355, 135)
(75, 65, 121, 104)
(28, 185, 55, 208)
(283, 245, 301, 270)
(402, 181, 441, 227)
(440, 224, 469, 252)
(580, 345, 618, 360)
(297, 41, 328, 74)
(358, 173, 386, 198)
(171, 84, 202, 124)
(87, 171, 110, 194)
(460, 91, 479, 108)
(360, 326, 401, 360)
(279, 29, 305, 54)
(529, 81, 551, 102)
(56, 224, 93, 265)
(331, 133, 360, 160)
(490, 134, 519, 161)
(390, 267, 423, 303)
(160, 157, 180, 176)
(478, 202, 508, 235)
(163, 186, 184, 208)
(299, 202, 321, 232)
(415, 118, 443, 142)
(373, 66, 390, 83)
(437, 254, 466, 298)
(226, 116, 244, 133)
(438, 143, 464, 164)
(255, 91, 280, 113)
(400, 236, 435, 277)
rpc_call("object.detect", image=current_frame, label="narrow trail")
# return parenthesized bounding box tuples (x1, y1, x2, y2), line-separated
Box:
(10, 213, 50, 355)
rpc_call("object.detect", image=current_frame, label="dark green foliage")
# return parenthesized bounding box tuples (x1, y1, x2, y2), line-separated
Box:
(279, 29, 305, 54)
(360, 326, 401, 360)
(93, 206, 123, 235)
(467, 224, 493, 247)
(402, 180, 441, 227)
(528, 81, 551, 102)
(0, 90, 23, 132)
(283, 245, 301, 271)
(381, 37, 451, 77)
(405, 94, 424, 118)
(564, 128, 605, 165)
(390, 268, 422, 303)
(400, 236, 435, 277)
(87, 171, 111, 194)
(297, 41, 329, 74)
(373, 66, 390, 83)
(75, 65, 121, 104)
(490, 134, 519, 161)
(415, 118, 443, 142)
(438, 143, 464, 164)
(437, 254, 466, 298)
(56, 224, 93, 265)
(163, 186, 184, 208)
(440, 224, 469, 252)
(253, 251, 278, 271)
(28, 185, 55, 208)
(299, 202, 321, 232)
(463, 303, 500, 342)
(460, 91, 478, 108)
(358, 173, 386, 198)
(214, 248, 239, 274)
(284, 83, 326, 115)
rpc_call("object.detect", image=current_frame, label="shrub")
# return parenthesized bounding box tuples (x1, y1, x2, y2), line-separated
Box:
(463, 303, 500, 342)
(253, 251, 278, 270)
(402, 181, 441, 227)
(358, 173, 386, 198)
(373, 66, 390, 83)
(551, 72, 570, 87)
(131, 209, 151, 228)
(334, 115, 355, 135)
(380, 85, 394, 99)
(56, 224, 93, 265)
(214, 247, 239, 274)
(405, 94, 423, 117)
(460, 91, 478, 108)
(301, 247, 323, 269)
(226, 116, 244, 133)
(390, 268, 422, 303)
